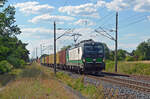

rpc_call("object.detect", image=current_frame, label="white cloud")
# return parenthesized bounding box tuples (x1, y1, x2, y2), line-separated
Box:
(14, 1, 54, 15)
(101, 0, 150, 12)
(134, 0, 150, 12)
(58, 3, 100, 18)
(105, 0, 132, 11)
(20, 27, 52, 38)
(21, 27, 51, 34)
(96, 0, 106, 7)
(148, 16, 150, 20)
(19, 27, 53, 41)
(19, 27, 68, 40)
(74, 19, 95, 26)
(28, 14, 75, 23)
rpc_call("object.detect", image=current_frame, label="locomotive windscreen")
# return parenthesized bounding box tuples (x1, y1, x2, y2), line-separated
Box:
(84, 43, 104, 54)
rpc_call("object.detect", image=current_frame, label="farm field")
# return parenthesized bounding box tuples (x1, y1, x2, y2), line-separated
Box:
(105, 61, 150, 76)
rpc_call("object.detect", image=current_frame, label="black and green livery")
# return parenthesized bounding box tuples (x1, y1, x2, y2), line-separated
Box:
(66, 39, 105, 73)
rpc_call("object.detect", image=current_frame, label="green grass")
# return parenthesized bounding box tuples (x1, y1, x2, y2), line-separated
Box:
(0, 63, 48, 87)
(105, 61, 150, 75)
(56, 72, 113, 99)
(0, 63, 81, 99)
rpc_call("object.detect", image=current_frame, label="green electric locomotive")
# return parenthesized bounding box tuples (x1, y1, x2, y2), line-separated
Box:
(66, 39, 105, 73)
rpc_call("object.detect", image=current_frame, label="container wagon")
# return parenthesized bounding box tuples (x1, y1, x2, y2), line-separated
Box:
(41, 39, 105, 74)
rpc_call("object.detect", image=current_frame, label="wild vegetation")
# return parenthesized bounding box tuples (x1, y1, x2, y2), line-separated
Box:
(104, 39, 150, 61)
(0, 63, 123, 99)
(105, 61, 150, 75)
(104, 39, 150, 75)
(0, 63, 81, 99)
(0, 3, 29, 73)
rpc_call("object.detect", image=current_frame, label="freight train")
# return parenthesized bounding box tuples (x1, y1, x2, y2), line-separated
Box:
(41, 39, 105, 74)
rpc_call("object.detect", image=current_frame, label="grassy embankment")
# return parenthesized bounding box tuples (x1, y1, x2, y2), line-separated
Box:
(105, 61, 150, 75)
(0, 63, 80, 99)
(0, 63, 119, 99)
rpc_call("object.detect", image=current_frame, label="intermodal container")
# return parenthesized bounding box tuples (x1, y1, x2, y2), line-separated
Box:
(42, 57, 44, 64)
(46, 56, 49, 64)
(59, 50, 66, 65)
(49, 53, 60, 64)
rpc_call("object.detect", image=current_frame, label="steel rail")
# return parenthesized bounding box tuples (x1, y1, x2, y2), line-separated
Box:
(87, 75, 150, 93)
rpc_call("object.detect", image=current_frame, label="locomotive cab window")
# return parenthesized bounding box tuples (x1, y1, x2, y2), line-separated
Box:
(84, 44, 103, 54)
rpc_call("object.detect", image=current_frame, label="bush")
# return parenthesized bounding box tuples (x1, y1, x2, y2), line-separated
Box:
(9, 69, 23, 76)
(125, 56, 135, 61)
(138, 56, 145, 61)
(7, 56, 25, 68)
(0, 60, 13, 73)
(19, 59, 25, 68)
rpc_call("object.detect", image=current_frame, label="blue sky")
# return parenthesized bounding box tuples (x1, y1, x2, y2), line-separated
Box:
(4, 0, 150, 58)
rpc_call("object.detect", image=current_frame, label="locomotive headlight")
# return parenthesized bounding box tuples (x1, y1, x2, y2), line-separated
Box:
(103, 58, 105, 62)
(83, 59, 85, 62)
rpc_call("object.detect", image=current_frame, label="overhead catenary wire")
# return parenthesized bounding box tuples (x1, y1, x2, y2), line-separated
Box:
(98, 26, 115, 40)
(119, 12, 141, 22)
(95, 29, 115, 41)
(94, 12, 115, 34)
(97, 12, 115, 27)
(121, 14, 148, 23)
(119, 15, 147, 29)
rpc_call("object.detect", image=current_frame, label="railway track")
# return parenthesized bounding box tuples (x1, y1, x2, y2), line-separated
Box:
(44, 64, 150, 98)
(47, 64, 150, 94)
(87, 73, 150, 94)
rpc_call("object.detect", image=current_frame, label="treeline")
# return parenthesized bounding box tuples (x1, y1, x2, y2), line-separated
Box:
(104, 39, 150, 61)
(0, 5, 29, 73)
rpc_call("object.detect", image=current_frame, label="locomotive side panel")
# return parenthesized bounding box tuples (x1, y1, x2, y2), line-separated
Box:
(66, 47, 83, 67)
(68, 47, 82, 60)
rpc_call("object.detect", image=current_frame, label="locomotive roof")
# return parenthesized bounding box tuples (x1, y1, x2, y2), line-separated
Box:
(68, 39, 103, 50)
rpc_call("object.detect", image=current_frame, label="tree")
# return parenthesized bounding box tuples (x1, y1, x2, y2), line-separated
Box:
(0, 5, 29, 69)
(0, 6, 21, 37)
(147, 39, 150, 46)
(117, 49, 127, 60)
(134, 41, 150, 60)
(103, 43, 110, 60)
(0, 36, 29, 67)
(0, 60, 13, 74)
(60, 45, 71, 51)
(109, 50, 115, 61)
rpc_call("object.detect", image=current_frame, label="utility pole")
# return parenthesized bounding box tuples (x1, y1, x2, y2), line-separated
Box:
(115, 12, 118, 72)
(36, 47, 37, 59)
(40, 44, 42, 56)
(54, 21, 56, 75)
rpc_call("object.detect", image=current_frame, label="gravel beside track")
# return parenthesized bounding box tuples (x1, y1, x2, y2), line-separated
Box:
(85, 75, 150, 99)
(102, 72, 150, 83)
(58, 70, 150, 98)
